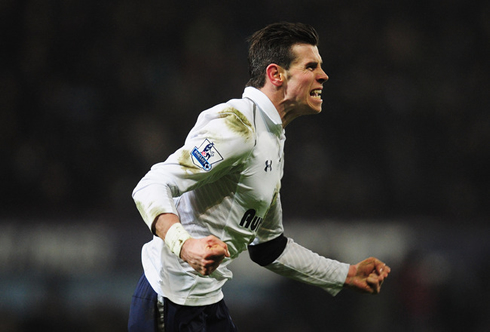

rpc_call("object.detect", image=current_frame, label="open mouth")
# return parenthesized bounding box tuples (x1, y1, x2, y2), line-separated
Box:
(310, 89, 322, 99)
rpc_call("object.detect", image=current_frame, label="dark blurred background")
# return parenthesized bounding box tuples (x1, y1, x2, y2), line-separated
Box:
(1, 0, 489, 331)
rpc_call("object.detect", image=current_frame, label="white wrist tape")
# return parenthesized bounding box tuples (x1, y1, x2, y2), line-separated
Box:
(164, 223, 191, 258)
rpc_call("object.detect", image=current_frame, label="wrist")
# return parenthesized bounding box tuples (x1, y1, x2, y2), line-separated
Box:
(344, 264, 357, 287)
(164, 223, 191, 258)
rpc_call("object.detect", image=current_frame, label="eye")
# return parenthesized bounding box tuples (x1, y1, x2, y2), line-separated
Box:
(306, 62, 318, 71)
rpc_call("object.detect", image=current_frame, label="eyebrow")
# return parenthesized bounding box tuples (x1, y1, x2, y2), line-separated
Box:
(304, 61, 321, 68)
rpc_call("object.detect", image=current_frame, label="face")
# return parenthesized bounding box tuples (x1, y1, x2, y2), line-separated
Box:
(283, 44, 329, 115)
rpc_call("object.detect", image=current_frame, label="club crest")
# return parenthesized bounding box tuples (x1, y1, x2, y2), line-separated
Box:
(190, 139, 223, 171)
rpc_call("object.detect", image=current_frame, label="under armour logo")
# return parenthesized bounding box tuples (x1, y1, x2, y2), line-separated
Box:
(264, 160, 272, 172)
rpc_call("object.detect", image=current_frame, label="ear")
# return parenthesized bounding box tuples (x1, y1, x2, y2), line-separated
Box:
(265, 64, 284, 87)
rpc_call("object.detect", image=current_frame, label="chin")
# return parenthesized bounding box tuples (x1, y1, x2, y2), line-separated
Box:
(309, 106, 323, 114)
(307, 102, 323, 114)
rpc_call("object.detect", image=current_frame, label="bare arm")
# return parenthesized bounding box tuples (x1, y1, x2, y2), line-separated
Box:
(152, 212, 180, 238)
(152, 213, 230, 276)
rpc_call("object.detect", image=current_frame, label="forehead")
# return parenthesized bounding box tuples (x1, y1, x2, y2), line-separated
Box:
(290, 44, 322, 65)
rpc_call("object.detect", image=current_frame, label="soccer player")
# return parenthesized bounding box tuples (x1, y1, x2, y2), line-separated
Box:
(129, 22, 390, 332)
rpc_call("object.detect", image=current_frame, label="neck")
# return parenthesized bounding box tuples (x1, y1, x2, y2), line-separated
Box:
(277, 102, 304, 128)
(259, 85, 304, 128)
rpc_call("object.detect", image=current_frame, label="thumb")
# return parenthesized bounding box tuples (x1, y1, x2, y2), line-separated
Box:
(207, 242, 229, 257)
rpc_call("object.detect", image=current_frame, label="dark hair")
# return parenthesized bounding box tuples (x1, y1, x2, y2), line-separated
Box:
(246, 22, 320, 88)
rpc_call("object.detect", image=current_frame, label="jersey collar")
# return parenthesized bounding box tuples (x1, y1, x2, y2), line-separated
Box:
(243, 87, 284, 137)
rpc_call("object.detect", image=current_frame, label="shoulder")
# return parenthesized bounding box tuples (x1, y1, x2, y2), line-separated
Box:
(216, 98, 256, 138)
(185, 98, 256, 166)
(195, 98, 256, 141)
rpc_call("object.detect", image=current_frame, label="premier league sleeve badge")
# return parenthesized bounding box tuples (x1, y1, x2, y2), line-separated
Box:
(190, 139, 224, 171)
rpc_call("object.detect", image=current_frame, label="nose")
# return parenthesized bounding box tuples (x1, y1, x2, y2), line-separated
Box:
(318, 69, 329, 84)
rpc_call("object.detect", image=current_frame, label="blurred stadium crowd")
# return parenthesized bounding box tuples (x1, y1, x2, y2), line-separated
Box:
(1, 0, 489, 331)
(2, 0, 489, 220)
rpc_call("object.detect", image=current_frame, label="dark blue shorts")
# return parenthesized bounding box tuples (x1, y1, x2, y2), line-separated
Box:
(128, 273, 237, 332)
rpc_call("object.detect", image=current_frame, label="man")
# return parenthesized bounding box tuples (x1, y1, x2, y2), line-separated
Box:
(129, 22, 390, 331)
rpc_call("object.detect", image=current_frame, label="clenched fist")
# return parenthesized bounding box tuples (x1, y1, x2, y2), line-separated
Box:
(344, 257, 391, 294)
(180, 235, 230, 276)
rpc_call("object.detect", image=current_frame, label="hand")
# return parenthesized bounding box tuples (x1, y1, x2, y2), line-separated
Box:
(344, 257, 391, 294)
(180, 235, 230, 276)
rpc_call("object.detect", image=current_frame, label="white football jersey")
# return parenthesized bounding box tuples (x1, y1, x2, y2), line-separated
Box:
(133, 87, 348, 306)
